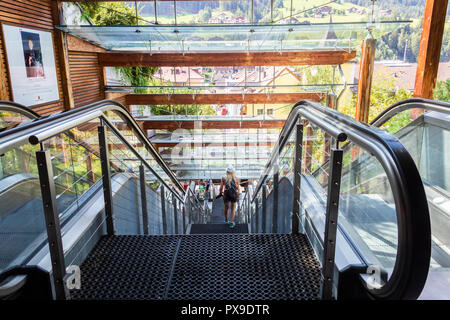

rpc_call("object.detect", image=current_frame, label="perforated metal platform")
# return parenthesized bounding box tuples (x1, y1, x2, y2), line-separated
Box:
(71, 234, 321, 300)
(189, 223, 248, 234)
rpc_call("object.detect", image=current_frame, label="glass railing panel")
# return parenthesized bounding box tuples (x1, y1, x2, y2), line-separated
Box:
(339, 142, 398, 276)
(379, 110, 450, 270)
(0, 144, 46, 272)
(146, 176, 163, 235)
(104, 126, 143, 235)
(299, 124, 332, 243)
(41, 119, 103, 222)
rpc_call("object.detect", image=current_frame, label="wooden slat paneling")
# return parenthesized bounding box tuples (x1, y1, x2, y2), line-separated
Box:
(68, 51, 104, 107)
(0, 0, 65, 116)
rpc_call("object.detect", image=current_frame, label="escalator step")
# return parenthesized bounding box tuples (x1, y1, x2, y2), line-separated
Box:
(189, 223, 248, 234)
(71, 234, 321, 300)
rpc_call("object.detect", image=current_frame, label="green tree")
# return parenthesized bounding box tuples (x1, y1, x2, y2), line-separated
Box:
(340, 71, 413, 133)
(433, 79, 450, 102)
(79, 2, 158, 92)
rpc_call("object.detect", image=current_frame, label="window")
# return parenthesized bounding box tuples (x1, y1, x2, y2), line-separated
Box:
(267, 109, 274, 116)
(257, 109, 264, 115)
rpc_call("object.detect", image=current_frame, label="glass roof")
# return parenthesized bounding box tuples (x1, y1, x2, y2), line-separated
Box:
(56, 21, 410, 52)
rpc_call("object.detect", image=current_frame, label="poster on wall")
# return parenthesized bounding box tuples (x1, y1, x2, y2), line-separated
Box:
(2, 24, 59, 106)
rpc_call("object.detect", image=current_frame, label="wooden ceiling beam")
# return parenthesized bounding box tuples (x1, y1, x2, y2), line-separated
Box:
(414, 0, 448, 100)
(62, 0, 255, 2)
(140, 120, 286, 130)
(98, 51, 356, 67)
(126, 93, 325, 105)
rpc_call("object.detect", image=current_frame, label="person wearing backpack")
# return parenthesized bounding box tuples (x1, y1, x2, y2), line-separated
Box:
(197, 185, 206, 202)
(219, 166, 241, 228)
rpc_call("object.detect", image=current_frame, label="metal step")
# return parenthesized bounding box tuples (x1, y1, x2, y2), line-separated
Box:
(189, 223, 248, 234)
(70, 234, 321, 300)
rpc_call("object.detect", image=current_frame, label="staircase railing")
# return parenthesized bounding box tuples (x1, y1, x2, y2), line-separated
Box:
(247, 99, 431, 300)
(0, 99, 200, 300)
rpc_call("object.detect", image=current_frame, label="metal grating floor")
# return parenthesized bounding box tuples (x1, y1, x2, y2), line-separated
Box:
(189, 223, 248, 234)
(71, 234, 321, 300)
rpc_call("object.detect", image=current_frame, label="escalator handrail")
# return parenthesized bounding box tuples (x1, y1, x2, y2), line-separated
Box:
(0, 99, 184, 195)
(251, 99, 431, 300)
(370, 98, 450, 127)
(0, 100, 40, 120)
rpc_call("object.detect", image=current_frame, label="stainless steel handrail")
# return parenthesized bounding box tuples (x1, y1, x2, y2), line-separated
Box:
(370, 98, 450, 127)
(0, 99, 184, 195)
(250, 99, 431, 300)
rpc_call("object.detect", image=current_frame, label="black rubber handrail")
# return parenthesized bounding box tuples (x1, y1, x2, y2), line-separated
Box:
(0, 100, 40, 120)
(251, 99, 431, 300)
(370, 98, 450, 127)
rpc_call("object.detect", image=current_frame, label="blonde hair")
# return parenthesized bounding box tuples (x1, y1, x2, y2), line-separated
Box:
(225, 171, 236, 183)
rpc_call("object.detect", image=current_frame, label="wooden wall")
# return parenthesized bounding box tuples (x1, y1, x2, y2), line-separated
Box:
(68, 51, 105, 108)
(0, 0, 65, 116)
(0, 1, 107, 115)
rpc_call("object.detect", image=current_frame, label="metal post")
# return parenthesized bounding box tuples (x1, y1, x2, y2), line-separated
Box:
(262, 184, 267, 233)
(161, 185, 167, 234)
(174, 0, 177, 25)
(272, 169, 279, 233)
(255, 198, 259, 233)
(36, 150, 67, 300)
(248, 190, 251, 225)
(292, 124, 303, 234)
(270, 0, 274, 22)
(321, 148, 343, 300)
(139, 165, 149, 235)
(172, 193, 178, 234)
(182, 204, 186, 234)
(188, 193, 192, 224)
(135, 1, 139, 25)
(251, 0, 254, 24)
(98, 125, 115, 235)
(290, 0, 293, 21)
(154, 0, 158, 24)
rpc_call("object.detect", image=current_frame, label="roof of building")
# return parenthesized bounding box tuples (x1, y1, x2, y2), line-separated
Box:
(353, 61, 450, 91)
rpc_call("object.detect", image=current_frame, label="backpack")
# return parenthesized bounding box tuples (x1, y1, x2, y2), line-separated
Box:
(224, 178, 237, 200)
(198, 188, 205, 201)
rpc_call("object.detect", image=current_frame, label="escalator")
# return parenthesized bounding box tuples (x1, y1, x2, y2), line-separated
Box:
(0, 98, 443, 300)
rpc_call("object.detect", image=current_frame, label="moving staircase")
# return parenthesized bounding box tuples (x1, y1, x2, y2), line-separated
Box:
(0, 98, 448, 300)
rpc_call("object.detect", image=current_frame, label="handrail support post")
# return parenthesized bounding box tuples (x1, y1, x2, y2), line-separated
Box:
(173, 193, 178, 234)
(98, 125, 115, 236)
(320, 148, 343, 300)
(292, 123, 303, 234)
(139, 164, 149, 235)
(161, 185, 167, 234)
(36, 150, 68, 300)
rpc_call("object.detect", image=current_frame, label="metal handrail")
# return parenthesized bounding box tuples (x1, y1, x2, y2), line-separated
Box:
(0, 99, 184, 196)
(370, 98, 450, 127)
(250, 99, 431, 300)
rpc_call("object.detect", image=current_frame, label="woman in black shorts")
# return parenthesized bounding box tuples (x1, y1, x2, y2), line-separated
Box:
(219, 166, 241, 228)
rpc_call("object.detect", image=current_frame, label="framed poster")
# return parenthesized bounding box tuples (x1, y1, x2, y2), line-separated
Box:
(2, 24, 59, 106)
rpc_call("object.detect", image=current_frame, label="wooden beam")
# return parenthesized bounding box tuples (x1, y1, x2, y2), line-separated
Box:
(355, 38, 376, 123)
(62, 0, 262, 2)
(414, 0, 448, 100)
(67, 34, 106, 53)
(98, 51, 356, 67)
(0, 33, 9, 100)
(140, 120, 286, 130)
(126, 93, 325, 105)
(52, 1, 74, 110)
